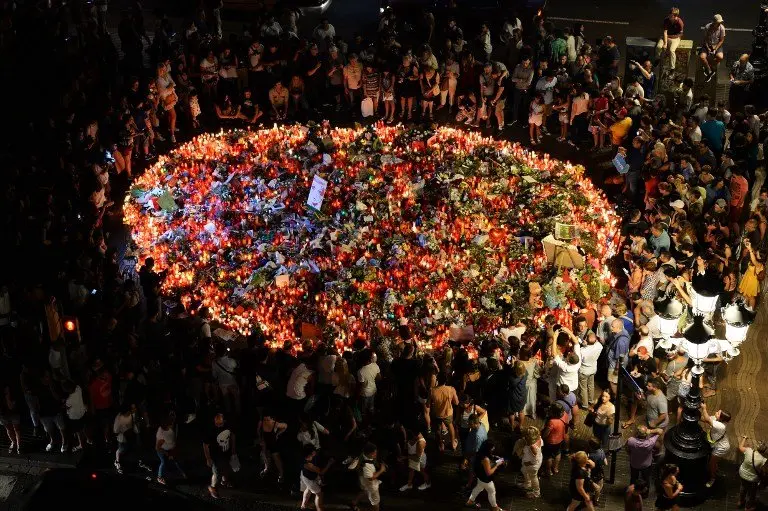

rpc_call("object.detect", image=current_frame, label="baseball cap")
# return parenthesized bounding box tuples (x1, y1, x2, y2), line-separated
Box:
(713, 14, 724, 23)
(670, 199, 686, 210)
(715, 198, 727, 208)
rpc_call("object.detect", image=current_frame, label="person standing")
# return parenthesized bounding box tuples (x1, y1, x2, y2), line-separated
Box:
(299, 445, 334, 511)
(520, 426, 543, 498)
(626, 425, 663, 492)
(63, 380, 88, 453)
(567, 451, 596, 511)
(656, 464, 683, 510)
(700, 403, 731, 488)
(343, 54, 364, 116)
(465, 440, 505, 511)
(606, 319, 630, 395)
(156, 414, 185, 484)
(510, 57, 534, 125)
(0, 384, 22, 454)
(591, 390, 615, 448)
(656, 7, 684, 71)
(429, 372, 459, 451)
(729, 54, 754, 113)
(357, 350, 381, 424)
(399, 429, 431, 491)
(699, 15, 726, 82)
(203, 413, 236, 499)
(737, 436, 767, 510)
(352, 442, 386, 511)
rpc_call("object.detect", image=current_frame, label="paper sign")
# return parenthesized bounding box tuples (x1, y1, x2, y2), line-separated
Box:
(301, 322, 322, 341)
(449, 325, 475, 342)
(612, 154, 630, 175)
(307, 175, 328, 211)
(275, 274, 290, 287)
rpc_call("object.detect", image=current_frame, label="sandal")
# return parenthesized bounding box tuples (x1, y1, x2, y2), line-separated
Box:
(465, 502, 481, 508)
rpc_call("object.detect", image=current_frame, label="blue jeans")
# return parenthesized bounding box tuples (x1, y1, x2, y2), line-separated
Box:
(157, 450, 182, 479)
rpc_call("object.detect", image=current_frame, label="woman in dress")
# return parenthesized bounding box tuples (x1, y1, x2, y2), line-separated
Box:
(656, 464, 683, 510)
(591, 390, 615, 449)
(397, 54, 419, 121)
(738, 239, 764, 309)
(518, 345, 540, 420)
(381, 68, 396, 123)
(156, 61, 178, 143)
(257, 411, 288, 482)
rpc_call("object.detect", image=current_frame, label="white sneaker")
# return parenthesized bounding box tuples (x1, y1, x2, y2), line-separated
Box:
(418, 482, 431, 490)
(45, 443, 53, 452)
(61, 444, 69, 453)
(399, 484, 413, 492)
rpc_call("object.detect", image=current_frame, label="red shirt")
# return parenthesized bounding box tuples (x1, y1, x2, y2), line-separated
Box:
(663, 16, 684, 38)
(544, 413, 568, 444)
(88, 372, 113, 411)
(730, 175, 749, 207)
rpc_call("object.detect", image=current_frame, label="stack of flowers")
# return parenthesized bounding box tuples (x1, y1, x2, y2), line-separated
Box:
(124, 123, 619, 350)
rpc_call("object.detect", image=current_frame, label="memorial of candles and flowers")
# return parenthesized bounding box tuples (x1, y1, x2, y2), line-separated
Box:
(124, 123, 620, 351)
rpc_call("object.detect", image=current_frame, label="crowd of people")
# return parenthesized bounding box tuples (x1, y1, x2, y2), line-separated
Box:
(0, 1, 767, 511)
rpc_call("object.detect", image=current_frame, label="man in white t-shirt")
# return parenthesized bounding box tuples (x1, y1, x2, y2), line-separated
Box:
(701, 403, 731, 488)
(313, 18, 336, 53)
(357, 351, 380, 419)
(578, 332, 603, 406)
(287, 362, 315, 403)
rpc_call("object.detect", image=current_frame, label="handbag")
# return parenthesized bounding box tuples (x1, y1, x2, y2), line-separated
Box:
(361, 97, 374, 118)
(163, 91, 178, 109)
(230, 454, 241, 472)
(583, 409, 597, 428)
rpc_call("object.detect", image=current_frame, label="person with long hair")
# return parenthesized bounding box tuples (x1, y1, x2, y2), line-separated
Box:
(299, 444, 334, 511)
(567, 451, 596, 511)
(656, 463, 683, 510)
(257, 411, 288, 482)
(519, 426, 543, 498)
(156, 61, 178, 143)
(591, 389, 615, 448)
(465, 440, 505, 511)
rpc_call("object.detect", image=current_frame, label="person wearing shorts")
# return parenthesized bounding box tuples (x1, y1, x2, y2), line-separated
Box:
(352, 442, 386, 511)
(299, 445, 333, 511)
(699, 15, 726, 82)
(528, 94, 544, 145)
(0, 384, 22, 454)
(541, 402, 568, 476)
(63, 381, 89, 452)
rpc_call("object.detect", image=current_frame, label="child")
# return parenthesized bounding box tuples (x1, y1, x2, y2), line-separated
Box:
(529, 94, 544, 145)
(299, 445, 334, 511)
(381, 68, 396, 123)
(553, 93, 570, 142)
(455, 92, 478, 124)
(362, 62, 381, 118)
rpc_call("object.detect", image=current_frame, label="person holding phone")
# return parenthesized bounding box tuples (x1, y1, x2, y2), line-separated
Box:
(465, 440, 505, 511)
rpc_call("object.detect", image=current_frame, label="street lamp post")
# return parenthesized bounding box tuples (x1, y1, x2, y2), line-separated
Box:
(662, 315, 711, 505)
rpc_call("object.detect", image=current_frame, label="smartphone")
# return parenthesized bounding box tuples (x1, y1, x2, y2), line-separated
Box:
(91, 289, 98, 295)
